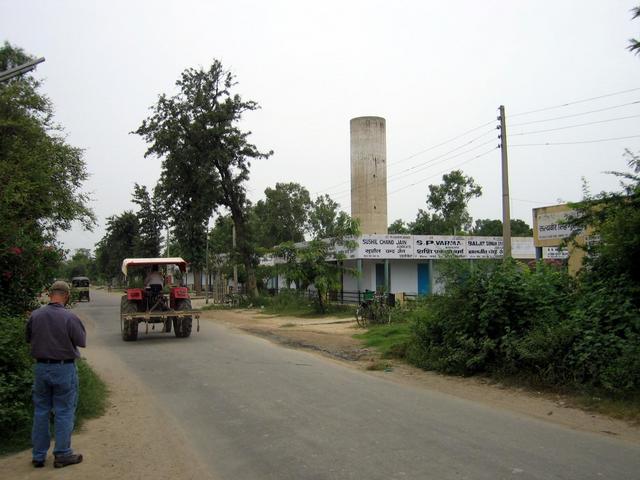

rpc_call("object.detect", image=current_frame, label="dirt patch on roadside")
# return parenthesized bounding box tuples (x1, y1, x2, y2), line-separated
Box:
(201, 307, 640, 444)
(0, 311, 216, 480)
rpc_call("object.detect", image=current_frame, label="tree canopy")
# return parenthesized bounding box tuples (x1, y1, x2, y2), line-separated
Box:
(95, 211, 138, 282)
(135, 59, 272, 293)
(472, 218, 533, 237)
(569, 150, 640, 290)
(131, 183, 163, 258)
(0, 42, 94, 312)
(253, 182, 311, 247)
(425, 170, 482, 234)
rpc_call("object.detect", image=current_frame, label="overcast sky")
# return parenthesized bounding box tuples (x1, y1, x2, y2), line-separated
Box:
(2, 0, 639, 252)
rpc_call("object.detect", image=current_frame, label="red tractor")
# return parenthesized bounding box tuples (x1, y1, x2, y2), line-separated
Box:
(119, 258, 200, 341)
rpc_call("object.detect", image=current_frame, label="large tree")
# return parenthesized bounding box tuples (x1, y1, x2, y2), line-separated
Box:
(425, 170, 482, 234)
(253, 182, 311, 247)
(307, 194, 354, 240)
(569, 150, 640, 289)
(408, 210, 450, 235)
(95, 211, 139, 283)
(388, 219, 410, 234)
(60, 248, 97, 280)
(131, 183, 164, 258)
(472, 218, 533, 237)
(0, 42, 94, 312)
(274, 216, 359, 313)
(135, 60, 272, 294)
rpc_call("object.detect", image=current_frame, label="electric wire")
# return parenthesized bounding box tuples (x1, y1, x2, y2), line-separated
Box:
(510, 134, 640, 147)
(314, 88, 640, 202)
(509, 100, 640, 127)
(329, 138, 499, 201)
(387, 147, 498, 196)
(509, 114, 640, 137)
(311, 118, 495, 196)
(509, 87, 640, 118)
(511, 197, 554, 205)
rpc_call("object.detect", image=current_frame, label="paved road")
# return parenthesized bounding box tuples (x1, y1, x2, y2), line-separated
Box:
(77, 290, 640, 480)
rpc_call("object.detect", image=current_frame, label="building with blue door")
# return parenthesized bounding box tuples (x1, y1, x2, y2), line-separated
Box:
(337, 234, 535, 297)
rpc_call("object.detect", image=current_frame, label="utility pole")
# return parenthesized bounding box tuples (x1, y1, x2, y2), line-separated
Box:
(498, 105, 512, 258)
(205, 223, 210, 304)
(232, 224, 238, 293)
(0, 57, 45, 83)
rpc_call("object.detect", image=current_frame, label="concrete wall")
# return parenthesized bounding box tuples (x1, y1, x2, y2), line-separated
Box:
(350, 116, 388, 234)
(388, 260, 418, 294)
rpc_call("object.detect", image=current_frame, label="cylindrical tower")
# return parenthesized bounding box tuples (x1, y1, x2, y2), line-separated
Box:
(350, 116, 388, 234)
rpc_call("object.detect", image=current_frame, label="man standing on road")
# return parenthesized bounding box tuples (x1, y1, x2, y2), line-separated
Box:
(26, 280, 86, 469)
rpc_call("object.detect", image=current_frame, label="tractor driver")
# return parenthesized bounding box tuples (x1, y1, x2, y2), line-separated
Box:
(144, 264, 164, 289)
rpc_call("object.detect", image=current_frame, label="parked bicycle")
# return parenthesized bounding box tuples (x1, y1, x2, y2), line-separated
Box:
(355, 293, 391, 327)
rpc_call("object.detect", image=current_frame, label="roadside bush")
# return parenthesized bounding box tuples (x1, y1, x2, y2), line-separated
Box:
(406, 258, 640, 397)
(565, 277, 640, 394)
(263, 289, 309, 313)
(0, 314, 34, 450)
(408, 260, 574, 375)
(0, 315, 109, 453)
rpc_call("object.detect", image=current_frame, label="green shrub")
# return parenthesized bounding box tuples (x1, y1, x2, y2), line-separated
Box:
(263, 289, 309, 314)
(0, 314, 109, 454)
(406, 258, 640, 397)
(0, 315, 33, 448)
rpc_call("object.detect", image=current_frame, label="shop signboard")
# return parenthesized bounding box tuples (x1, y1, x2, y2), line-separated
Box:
(414, 235, 466, 259)
(466, 236, 503, 258)
(543, 246, 569, 259)
(359, 235, 414, 259)
(536, 210, 578, 241)
(317, 234, 535, 261)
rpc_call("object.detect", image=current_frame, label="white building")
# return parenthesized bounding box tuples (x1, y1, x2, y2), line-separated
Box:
(265, 233, 535, 299)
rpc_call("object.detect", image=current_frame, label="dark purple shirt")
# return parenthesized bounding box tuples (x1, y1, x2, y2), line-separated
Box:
(26, 303, 86, 360)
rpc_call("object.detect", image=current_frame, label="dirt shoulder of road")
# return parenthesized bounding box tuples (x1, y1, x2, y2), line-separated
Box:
(0, 301, 217, 480)
(199, 306, 640, 444)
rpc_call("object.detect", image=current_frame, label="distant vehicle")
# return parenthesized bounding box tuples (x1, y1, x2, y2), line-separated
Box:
(71, 276, 90, 302)
(119, 257, 200, 341)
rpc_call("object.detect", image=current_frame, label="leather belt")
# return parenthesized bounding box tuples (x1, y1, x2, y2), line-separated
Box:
(36, 358, 75, 364)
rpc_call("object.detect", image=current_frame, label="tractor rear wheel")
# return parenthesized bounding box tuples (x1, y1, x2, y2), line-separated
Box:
(120, 295, 139, 342)
(173, 299, 192, 338)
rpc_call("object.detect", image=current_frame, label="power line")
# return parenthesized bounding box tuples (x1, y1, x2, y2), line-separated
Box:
(509, 114, 640, 137)
(509, 100, 640, 127)
(510, 87, 640, 118)
(311, 118, 495, 196)
(388, 147, 498, 196)
(330, 138, 498, 200)
(511, 197, 553, 205)
(510, 134, 640, 147)
(390, 120, 495, 167)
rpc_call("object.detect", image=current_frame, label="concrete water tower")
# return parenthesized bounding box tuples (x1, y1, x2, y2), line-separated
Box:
(350, 116, 388, 234)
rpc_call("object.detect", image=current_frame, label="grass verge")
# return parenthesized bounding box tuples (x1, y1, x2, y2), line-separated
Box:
(0, 359, 108, 456)
(357, 323, 640, 422)
(354, 322, 412, 358)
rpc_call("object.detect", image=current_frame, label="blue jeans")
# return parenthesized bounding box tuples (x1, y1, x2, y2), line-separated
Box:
(31, 362, 79, 461)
